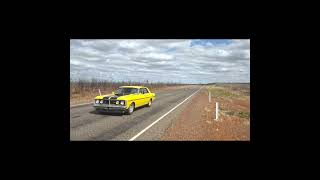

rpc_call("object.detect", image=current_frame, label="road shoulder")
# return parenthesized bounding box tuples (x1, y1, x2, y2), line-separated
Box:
(161, 88, 250, 141)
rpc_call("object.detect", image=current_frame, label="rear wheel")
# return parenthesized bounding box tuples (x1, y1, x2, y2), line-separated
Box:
(126, 103, 135, 115)
(147, 99, 152, 107)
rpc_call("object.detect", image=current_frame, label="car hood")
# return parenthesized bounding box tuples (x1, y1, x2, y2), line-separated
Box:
(94, 94, 136, 100)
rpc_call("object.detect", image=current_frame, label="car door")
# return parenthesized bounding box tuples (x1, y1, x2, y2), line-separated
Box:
(141, 88, 151, 105)
(135, 88, 145, 107)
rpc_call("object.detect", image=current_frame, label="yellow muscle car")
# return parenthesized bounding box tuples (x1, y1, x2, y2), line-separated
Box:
(93, 86, 156, 114)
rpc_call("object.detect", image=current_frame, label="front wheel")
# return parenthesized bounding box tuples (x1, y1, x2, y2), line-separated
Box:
(126, 103, 135, 115)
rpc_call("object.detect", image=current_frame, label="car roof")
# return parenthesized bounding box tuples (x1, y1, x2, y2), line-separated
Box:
(119, 86, 146, 89)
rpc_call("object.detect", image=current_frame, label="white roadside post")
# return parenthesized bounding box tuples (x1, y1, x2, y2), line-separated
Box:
(209, 90, 211, 103)
(215, 102, 219, 121)
(99, 89, 101, 96)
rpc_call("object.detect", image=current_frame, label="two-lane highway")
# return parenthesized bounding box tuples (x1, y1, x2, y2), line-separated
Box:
(70, 85, 202, 141)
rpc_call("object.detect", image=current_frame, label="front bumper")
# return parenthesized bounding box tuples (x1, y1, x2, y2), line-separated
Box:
(93, 103, 127, 113)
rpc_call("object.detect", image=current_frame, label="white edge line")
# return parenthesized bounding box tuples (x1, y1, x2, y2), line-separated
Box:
(70, 102, 93, 108)
(129, 86, 203, 141)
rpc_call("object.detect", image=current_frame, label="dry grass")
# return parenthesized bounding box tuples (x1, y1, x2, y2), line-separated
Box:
(207, 84, 250, 121)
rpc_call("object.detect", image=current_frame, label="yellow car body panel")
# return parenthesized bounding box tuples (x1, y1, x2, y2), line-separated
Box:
(93, 86, 156, 112)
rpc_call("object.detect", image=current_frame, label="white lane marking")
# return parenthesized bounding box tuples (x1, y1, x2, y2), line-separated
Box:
(129, 86, 203, 141)
(70, 102, 93, 108)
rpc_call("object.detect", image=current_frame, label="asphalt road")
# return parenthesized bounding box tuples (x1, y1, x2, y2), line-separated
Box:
(70, 85, 202, 141)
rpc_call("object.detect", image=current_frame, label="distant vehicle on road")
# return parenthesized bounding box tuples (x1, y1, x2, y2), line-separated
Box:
(93, 86, 156, 115)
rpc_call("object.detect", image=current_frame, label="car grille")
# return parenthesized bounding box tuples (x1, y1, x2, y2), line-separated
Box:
(110, 100, 117, 105)
(103, 99, 117, 105)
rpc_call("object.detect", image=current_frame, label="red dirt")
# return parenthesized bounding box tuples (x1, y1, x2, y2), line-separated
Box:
(161, 89, 250, 141)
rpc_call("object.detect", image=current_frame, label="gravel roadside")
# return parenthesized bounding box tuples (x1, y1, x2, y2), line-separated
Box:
(161, 88, 250, 141)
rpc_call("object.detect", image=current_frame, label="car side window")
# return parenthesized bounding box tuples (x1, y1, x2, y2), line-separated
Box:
(141, 88, 147, 94)
(144, 88, 149, 93)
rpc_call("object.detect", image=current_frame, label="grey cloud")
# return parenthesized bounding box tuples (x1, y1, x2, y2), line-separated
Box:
(70, 39, 250, 83)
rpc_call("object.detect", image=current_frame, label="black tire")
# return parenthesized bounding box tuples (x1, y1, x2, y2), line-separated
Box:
(147, 99, 152, 107)
(126, 103, 135, 115)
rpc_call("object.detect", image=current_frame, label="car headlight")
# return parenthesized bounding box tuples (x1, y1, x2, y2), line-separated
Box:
(100, 100, 104, 104)
(120, 101, 125, 105)
(95, 100, 100, 104)
(116, 101, 119, 105)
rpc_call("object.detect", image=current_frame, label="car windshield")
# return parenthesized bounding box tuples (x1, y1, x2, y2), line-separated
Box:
(115, 88, 139, 95)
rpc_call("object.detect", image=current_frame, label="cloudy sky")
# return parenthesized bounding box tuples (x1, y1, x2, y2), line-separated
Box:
(70, 39, 250, 84)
